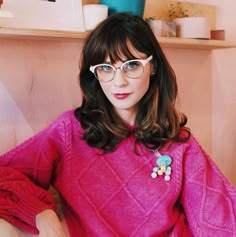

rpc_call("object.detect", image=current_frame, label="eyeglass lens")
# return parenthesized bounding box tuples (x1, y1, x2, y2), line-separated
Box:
(94, 60, 144, 82)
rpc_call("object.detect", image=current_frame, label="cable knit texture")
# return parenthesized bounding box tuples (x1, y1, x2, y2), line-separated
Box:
(0, 110, 236, 237)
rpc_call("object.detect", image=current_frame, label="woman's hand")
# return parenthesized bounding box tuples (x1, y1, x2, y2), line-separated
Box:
(35, 209, 68, 237)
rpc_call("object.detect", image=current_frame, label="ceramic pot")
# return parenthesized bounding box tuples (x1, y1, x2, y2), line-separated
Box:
(173, 17, 210, 39)
(83, 4, 108, 31)
(148, 19, 176, 37)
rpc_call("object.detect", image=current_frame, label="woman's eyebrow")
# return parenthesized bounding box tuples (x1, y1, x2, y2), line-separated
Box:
(101, 61, 112, 65)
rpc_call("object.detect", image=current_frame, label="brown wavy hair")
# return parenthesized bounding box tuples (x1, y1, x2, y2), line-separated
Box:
(75, 13, 190, 152)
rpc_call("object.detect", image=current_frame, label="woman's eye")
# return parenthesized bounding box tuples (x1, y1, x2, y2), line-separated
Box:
(100, 65, 113, 72)
(125, 61, 140, 70)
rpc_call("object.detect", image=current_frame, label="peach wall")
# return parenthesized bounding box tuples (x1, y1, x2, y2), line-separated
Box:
(0, 1, 236, 185)
(212, 49, 236, 185)
(0, 39, 83, 153)
(164, 48, 212, 156)
(211, 0, 236, 185)
(164, 0, 236, 185)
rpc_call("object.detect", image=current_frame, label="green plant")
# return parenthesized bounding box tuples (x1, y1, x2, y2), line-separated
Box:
(145, 16, 156, 21)
(168, 2, 199, 20)
(168, 2, 189, 20)
(145, 16, 165, 22)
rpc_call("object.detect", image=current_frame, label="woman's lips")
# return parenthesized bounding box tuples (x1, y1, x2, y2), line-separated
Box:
(114, 93, 131, 99)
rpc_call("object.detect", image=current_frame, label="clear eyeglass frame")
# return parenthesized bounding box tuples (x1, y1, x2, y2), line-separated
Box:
(89, 55, 153, 82)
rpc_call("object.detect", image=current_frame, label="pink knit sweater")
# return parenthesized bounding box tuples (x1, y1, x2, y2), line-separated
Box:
(0, 110, 236, 237)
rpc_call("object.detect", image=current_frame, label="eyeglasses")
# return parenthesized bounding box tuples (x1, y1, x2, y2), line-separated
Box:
(89, 55, 153, 82)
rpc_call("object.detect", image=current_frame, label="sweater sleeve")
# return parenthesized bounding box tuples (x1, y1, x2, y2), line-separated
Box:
(181, 136, 236, 237)
(0, 166, 56, 234)
(0, 111, 71, 233)
(0, 112, 68, 188)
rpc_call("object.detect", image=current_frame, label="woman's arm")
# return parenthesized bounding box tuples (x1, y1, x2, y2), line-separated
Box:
(0, 112, 67, 189)
(181, 136, 236, 236)
(35, 209, 68, 237)
(0, 166, 56, 234)
(0, 112, 70, 234)
(0, 166, 68, 236)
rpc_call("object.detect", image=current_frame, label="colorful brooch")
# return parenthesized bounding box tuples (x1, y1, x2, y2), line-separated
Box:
(151, 150, 172, 181)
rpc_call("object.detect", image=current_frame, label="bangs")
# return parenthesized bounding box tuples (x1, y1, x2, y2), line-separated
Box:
(91, 27, 144, 64)
(107, 38, 138, 64)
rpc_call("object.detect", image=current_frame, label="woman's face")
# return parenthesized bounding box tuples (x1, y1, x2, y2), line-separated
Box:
(98, 46, 152, 125)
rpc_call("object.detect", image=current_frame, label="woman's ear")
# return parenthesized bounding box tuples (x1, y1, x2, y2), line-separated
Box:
(150, 58, 157, 75)
(150, 64, 156, 75)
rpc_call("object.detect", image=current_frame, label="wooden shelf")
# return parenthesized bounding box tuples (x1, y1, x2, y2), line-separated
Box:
(0, 27, 88, 41)
(157, 36, 236, 49)
(0, 27, 236, 50)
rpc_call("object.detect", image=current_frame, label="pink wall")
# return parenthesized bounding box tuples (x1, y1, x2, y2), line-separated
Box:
(0, 1, 235, 185)
(165, 48, 212, 155)
(209, 0, 236, 185)
(166, 0, 236, 185)
(212, 49, 236, 185)
(0, 39, 83, 152)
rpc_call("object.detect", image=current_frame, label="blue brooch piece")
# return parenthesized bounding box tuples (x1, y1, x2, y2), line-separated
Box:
(151, 150, 172, 181)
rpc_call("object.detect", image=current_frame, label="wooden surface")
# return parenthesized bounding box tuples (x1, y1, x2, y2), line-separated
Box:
(0, 27, 235, 50)
(82, 0, 99, 5)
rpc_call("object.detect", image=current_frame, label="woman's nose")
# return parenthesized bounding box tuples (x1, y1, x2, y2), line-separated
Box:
(113, 69, 128, 87)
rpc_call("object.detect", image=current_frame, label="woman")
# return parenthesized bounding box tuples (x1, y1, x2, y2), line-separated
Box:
(0, 13, 236, 237)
